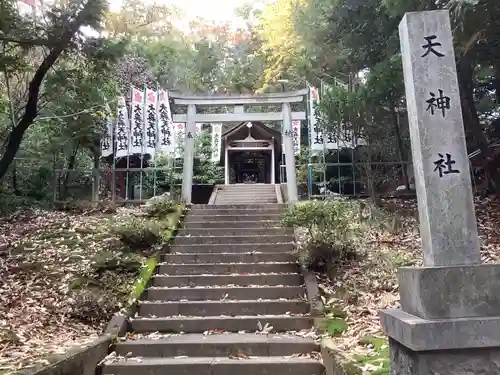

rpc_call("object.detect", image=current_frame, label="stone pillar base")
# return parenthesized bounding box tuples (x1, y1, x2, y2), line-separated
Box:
(389, 337, 500, 375)
(380, 264, 500, 374)
(381, 309, 500, 374)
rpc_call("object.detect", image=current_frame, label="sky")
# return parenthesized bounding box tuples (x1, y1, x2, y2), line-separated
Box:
(169, 0, 252, 24)
(18, 0, 262, 36)
(109, 0, 257, 31)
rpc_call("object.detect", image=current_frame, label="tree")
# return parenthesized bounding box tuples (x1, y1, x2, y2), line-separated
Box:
(272, 0, 500, 196)
(0, 0, 121, 182)
(257, 0, 314, 90)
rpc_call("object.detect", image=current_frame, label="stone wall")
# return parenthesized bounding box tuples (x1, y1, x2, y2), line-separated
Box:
(13, 334, 115, 375)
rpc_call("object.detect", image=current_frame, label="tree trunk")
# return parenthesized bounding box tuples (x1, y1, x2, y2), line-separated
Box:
(458, 55, 500, 195)
(0, 47, 62, 181)
(390, 104, 410, 190)
(11, 159, 20, 195)
(93, 152, 100, 201)
(0, 0, 100, 182)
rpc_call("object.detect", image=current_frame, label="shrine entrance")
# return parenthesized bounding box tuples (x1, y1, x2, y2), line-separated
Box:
(229, 151, 272, 184)
(221, 121, 280, 185)
(169, 89, 307, 204)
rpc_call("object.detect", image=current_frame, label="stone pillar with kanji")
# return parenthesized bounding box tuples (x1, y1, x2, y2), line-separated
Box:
(380, 10, 500, 374)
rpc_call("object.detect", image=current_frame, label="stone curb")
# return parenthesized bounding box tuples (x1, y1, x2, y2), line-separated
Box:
(302, 267, 324, 317)
(320, 338, 354, 375)
(11, 334, 115, 375)
(275, 184, 284, 203)
(290, 226, 324, 318)
(208, 186, 219, 205)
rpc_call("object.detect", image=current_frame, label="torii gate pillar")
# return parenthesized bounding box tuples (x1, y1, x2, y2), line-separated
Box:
(175, 90, 307, 204)
(282, 102, 298, 204)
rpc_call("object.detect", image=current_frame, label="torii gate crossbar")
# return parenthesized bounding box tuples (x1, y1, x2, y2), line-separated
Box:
(170, 90, 306, 204)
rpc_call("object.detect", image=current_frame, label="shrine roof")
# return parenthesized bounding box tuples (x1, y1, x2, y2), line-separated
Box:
(222, 121, 281, 141)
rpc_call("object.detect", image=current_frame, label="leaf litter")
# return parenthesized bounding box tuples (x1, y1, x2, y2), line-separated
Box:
(318, 196, 500, 371)
(0, 206, 153, 372)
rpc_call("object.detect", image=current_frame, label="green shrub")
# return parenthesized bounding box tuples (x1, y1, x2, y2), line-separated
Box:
(325, 317, 348, 336)
(111, 217, 167, 249)
(281, 200, 364, 272)
(144, 196, 178, 218)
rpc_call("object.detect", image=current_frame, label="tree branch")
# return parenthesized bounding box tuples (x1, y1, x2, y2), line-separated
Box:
(0, 35, 56, 47)
(0, 0, 102, 181)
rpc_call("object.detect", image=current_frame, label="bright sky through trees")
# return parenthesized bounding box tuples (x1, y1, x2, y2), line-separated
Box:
(109, 0, 256, 31)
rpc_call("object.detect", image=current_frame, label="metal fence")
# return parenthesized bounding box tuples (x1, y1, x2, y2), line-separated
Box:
(52, 165, 184, 203)
(279, 160, 415, 200)
(2, 150, 490, 206)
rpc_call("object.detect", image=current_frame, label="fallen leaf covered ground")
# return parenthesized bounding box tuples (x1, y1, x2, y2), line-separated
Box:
(0, 206, 156, 373)
(318, 196, 500, 373)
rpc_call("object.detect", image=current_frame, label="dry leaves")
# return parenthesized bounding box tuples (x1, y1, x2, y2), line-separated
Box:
(320, 196, 500, 360)
(0, 207, 147, 372)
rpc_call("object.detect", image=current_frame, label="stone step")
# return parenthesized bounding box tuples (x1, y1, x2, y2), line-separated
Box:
(138, 300, 309, 317)
(218, 192, 277, 195)
(158, 262, 298, 275)
(184, 214, 282, 223)
(215, 195, 278, 199)
(214, 200, 278, 204)
(168, 243, 294, 254)
(183, 221, 281, 229)
(217, 188, 276, 196)
(146, 286, 306, 301)
(174, 235, 293, 245)
(214, 198, 278, 201)
(114, 334, 318, 358)
(152, 273, 302, 287)
(103, 356, 324, 375)
(189, 208, 284, 216)
(219, 187, 277, 189)
(177, 228, 291, 237)
(214, 194, 278, 198)
(130, 315, 314, 333)
(162, 252, 296, 264)
(214, 196, 278, 201)
(191, 204, 285, 209)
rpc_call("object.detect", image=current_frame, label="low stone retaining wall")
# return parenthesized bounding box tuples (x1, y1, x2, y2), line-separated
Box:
(321, 338, 357, 375)
(12, 333, 117, 375)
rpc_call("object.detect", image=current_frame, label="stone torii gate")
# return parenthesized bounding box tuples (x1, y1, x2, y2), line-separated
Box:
(170, 89, 308, 204)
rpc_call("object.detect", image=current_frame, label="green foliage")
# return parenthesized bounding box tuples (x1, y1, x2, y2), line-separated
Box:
(281, 200, 364, 271)
(132, 257, 158, 300)
(111, 217, 167, 249)
(158, 130, 224, 185)
(193, 131, 224, 184)
(111, 203, 182, 249)
(144, 197, 178, 218)
(353, 335, 390, 374)
(0, 187, 47, 215)
(325, 317, 348, 336)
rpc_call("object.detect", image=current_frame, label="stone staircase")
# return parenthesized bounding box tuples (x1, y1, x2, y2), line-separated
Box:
(103, 203, 324, 375)
(213, 184, 279, 204)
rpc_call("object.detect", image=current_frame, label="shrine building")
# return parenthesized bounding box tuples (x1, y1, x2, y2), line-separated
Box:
(220, 121, 282, 184)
